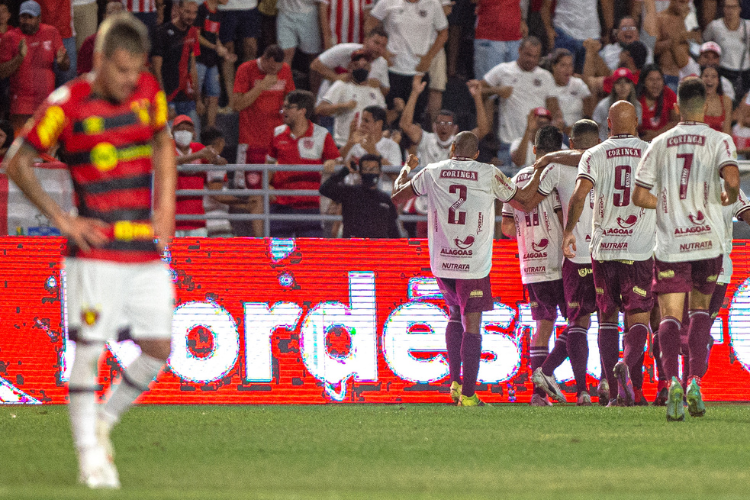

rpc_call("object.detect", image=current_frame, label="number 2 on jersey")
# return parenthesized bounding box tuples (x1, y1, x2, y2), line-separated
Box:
(677, 153, 693, 200)
(448, 184, 467, 225)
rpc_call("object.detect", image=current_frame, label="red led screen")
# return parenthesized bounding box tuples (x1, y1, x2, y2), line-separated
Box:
(2, 237, 750, 405)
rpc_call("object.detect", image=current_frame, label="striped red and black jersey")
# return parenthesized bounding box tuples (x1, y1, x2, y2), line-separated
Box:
(22, 72, 169, 263)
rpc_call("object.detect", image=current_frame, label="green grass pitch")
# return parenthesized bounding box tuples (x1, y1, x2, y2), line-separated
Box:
(2, 404, 750, 499)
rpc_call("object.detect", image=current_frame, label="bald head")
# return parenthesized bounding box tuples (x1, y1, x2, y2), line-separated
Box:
(607, 100, 639, 137)
(452, 131, 479, 157)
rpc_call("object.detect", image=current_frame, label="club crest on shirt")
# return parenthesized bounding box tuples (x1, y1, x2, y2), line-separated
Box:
(302, 138, 315, 149)
(81, 308, 99, 326)
(533, 78, 542, 87)
(419, 9, 427, 16)
(43, 40, 52, 51)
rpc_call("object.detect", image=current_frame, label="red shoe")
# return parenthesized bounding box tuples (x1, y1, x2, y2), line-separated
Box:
(633, 387, 648, 406)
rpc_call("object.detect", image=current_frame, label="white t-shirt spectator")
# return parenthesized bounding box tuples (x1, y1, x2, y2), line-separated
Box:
(345, 136, 403, 193)
(483, 62, 557, 144)
(678, 58, 735, 101)
(316, 43, 390, 100)
(553, 0, 600, 40)
(703, 19, 750, 72)
(369, 0, 448, 75)
(550, 76, 591, 127)
(599, 43, 654, 71)
(321, 80, 387, 145)
(219, 0, 259, 10)
(416, 131, 452, 166)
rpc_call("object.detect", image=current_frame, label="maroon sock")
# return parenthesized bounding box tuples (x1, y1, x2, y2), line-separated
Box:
(624, 323, 649, 370)
(460, 332, 482, 397)
(659, 317, 682, 381)
(541, 328, 568, 377)
(529, 345, 549, 397)
(688, 310, 713, 379)
(652, 330, 665, 381)
(598, 322, 620, 398)
(631, 351, 644, 389)
(566, 326, 589, 394)
(445, 320, 463, 384)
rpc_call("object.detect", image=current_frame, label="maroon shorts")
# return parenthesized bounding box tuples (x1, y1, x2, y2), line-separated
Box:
(709, 282, 729, 319)
(436, 275, 494, 315)
(524, 279, 567, 322)
(562, 259, 597, 321)
(592, 258, 655, 316)
(652, 256, 722, 296)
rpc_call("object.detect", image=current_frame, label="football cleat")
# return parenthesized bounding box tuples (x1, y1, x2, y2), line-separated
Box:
(449, 381, 462, 405)
(633, 387, 648, 406)
(606, 398, 620, 407)
(613, 362, 635, 407)
(666, 377, 685, 422)
(77, 445, 121, 489)
(653, 380, 669, 406)
(597, 378, 610, 406)
(530, 393, 552, 406)
(532, 367, 566, 403)
(458, 393, 487, 407)
(576, 392, 592, 406)
(686, 378, 706, 418)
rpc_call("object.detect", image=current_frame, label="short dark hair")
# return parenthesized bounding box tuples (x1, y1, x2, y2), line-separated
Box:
(622, 41, 648, 70)
(435, 109, 455, 122)
(359, 153, 382, 170)
(263, 44, 284, 63)
(571, 119, 599, 141)
(678, 77, 707, 112)
(363, 105, 386, 126)
(285, 90, 316, 119)
(535, 125, 563, 155)
(365, 26, 388, 39)
(200, 126, 224, 146)
(550, 48, 573, 67)
(95, 12, 149, 57)
(453, 131, 478, 157)
(520, 36, 543, 51)
(700, 65, 724, 95)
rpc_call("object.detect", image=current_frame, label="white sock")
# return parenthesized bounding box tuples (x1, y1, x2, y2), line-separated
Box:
(101, 353, 164, 424)
(68, 341, 104, 450)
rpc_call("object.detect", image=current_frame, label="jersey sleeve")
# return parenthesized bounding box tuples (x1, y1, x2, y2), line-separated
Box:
(322, 132, 340, 161)
(716, 135, 739, 172)
(321, 80, 343, 104)
(22, 94, 71, 153)
(482, 64, 502, 87)
(410, 169, 427, 197)
(369, 0, 387, 21)
(537, 164, 557, 196)
(491, 166, 517, 202)
(432, 2, 449, 31)
(577, 149, 596, 186)
(734, 188, 750, 219)
(635, 140, 658, 190)
(552, 190, 562, 210)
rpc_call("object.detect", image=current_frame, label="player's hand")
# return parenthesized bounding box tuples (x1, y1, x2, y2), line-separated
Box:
(57, 215, 110, 253)
(722, 191, 733, 206)
(526, 108, 537, 130)
(466, 79, 481, 98)
(411, 74, 427, 95)
(562, 231, 577, 259)
(532, 154, 551, 171)
(392, 97, 406, 113)
(406, 154, 419, 171)
(56, 47, 67, 65)
(18, 39, 27, 58)
(497, 86, 513, 99)
(583, 38, 601, 53)
(415, 55, 431, 74)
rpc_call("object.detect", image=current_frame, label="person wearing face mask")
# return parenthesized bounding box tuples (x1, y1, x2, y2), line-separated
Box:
(319, 153, 400, 238)
(315, 50, 386, 147)
(173, 114, 225, 237)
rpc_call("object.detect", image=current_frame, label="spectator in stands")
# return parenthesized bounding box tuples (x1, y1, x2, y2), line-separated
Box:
(703, 0, 750, 104)
(0, 1, 10, 35)
(123, 0, 164, 32)
(218, 0, 260, 110)
(366, 0, 448, 125)
(320, 0, 370, 48)
(152, 0, 201, 136)
(310, 27, 390, 104)
(195, 0, 237, 129)
(276, 0, 327, 66)
(77, 0, 124, 75)
(548, 48, 593, 137)
(592, 67, 641, 141)
(173, 114, 226, 237)
(473, 0, 528, 80)
(0, 1, 69, 132)
(481, 36, 559, 167)
(315, 50, 387, 147)
(37, 0, 76, 85)
(72, 0, 98, 51)
(701, 65, 732, 134)
(582, 38, 648, 97)
(681, 42, 735, 102)
(510, 106, 555, 168)
(319, 154, 400, 238)
(0, 119, 14, 162)
(598, 16, 654, 72)
(201, 126, 238, 238)
(655, 0, 701, 92)
(637, 64, 678, 141)
(733, 106, 750, 159)
(232, 44, 294, 237)
(541, 0, 613, 74)
(267, 90, 340, 238)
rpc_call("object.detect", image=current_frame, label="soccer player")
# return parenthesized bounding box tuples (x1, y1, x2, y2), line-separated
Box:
(391, 132, 542, 406)
(562, 101, 655, 406)
(520, 120, 600, 406)
(633, 77, 740, 422)
(501, 125, 566, 406)
(5, 13, 176, 487)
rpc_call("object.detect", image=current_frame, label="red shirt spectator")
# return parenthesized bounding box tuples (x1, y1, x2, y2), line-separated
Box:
(38, 0, 73, 39)
(175, 140, 208, 231)
(475, 0, 523, 42)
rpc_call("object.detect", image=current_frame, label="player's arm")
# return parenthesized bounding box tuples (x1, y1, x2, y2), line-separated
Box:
(152, 127, 177, 252)
(310, 56, 345, 83)
(5, 142, 108, 251)
(533, 149, 583, 170)
(399, 75, 426, 145)
(391, 154, 420, 205)
(562, 177, 593, 259)
(507, 167, 545, 212)
(633, 185, 657, 209)
(501, 215, 516, 240)
(468, 79, 490, 140)
(721, 163, 740, 206)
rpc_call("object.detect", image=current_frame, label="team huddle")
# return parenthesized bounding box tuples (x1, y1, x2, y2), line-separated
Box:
(395, 77, 749, 422)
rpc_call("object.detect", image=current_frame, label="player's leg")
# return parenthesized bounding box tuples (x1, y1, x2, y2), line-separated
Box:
(567, 315, 591, 405)
(446, 305, 463, 403)
(650, 303, 668, 405)
(454, 276, 493, 406)
(562, 261, 594, 403)
(525, 281, 561, 405)
(592, 260, 621, 404)
(530, 319, 555, 406)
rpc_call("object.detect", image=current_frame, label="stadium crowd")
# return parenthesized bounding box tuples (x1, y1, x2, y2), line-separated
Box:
(2, 0, 750, 238)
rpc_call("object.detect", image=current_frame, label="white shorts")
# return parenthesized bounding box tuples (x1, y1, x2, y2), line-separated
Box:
(428, 48, 447, 91)
(65, 258, 175, 342)
(276, 10, 322, 54)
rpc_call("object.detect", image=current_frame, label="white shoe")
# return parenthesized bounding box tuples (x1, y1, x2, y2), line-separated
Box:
(531, 367, 566, 403)
(530, 393, 552, 406)
(78, 445, 121, 489)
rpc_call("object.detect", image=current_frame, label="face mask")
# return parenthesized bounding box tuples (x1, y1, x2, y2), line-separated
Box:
(361, 173, 380, 188)
(351, 68, 369, 84)
(434, 133, 454, 148)
(174, 130, 193, 148)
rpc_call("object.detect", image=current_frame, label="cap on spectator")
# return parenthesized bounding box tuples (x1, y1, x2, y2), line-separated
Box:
(700, 41, 722, 57)
(19, 0, 41, 17)
(533, 107, 552, 119)
(350, 49, 373, 62)
(603, 67, 638, 94)
(173, 115, 194, 128)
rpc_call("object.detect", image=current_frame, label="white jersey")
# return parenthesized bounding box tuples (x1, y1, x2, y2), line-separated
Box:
(635, 122, 739, 262)
(321, 80, 386, 146)
(503, 166, 564, 284)
(578, 135, 656, 261)
(538, 162, 594, 264)
(416, 131, 452, 166)
(411, 158, 517, 279)
(718, 188, 750, 284)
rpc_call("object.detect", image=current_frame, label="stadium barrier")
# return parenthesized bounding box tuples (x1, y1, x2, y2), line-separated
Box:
(1, 237, 750, 405)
